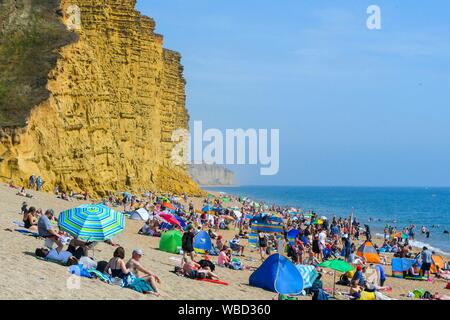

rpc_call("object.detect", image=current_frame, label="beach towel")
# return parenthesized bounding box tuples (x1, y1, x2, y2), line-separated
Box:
(405, 276, 428, 281)
(15, 229, 40, 238)
(13, 221, 25, 228)
(196, 278, 229, 286)
(128, 278, 154, 293)
(296, 265, 319, 289)
(87, 270, 112, 284)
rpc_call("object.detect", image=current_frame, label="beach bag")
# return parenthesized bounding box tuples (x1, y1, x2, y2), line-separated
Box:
(446, 282, 450, 289)
(422, 291, 432, 300)
(68, 265, 92, 279)
(359, 291, 376, 300)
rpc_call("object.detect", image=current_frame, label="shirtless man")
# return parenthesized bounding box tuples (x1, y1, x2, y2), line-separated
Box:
(126, 249, 161, 296)
(181, 257, 219, 280)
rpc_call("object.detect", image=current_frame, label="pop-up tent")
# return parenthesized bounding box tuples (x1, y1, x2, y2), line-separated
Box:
(159, 230, 182, 254)
(130, 208, 150, 221)
(249, 254, 303, 294)
(356, 241, 382, 264)
(431, 255, 445, 274)
(193, 230, 213, 253)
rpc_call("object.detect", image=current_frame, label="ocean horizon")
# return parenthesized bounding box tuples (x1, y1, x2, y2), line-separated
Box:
(205, 185, 450, 255)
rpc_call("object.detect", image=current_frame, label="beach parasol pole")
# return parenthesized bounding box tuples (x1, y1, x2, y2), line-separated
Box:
(333, 270, 336, 297)
(349, 208, 354, 238)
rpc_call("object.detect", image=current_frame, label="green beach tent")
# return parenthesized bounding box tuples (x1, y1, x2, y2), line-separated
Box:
(159, 230, 182, 254)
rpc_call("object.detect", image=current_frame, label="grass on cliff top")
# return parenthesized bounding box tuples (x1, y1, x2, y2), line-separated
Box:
(0, 0, 77, 127)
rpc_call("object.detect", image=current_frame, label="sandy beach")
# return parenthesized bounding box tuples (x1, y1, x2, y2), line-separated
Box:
(0, 183, 449, 300)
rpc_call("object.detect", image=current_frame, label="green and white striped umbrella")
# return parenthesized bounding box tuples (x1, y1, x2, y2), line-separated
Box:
(58, 204, 125, 241)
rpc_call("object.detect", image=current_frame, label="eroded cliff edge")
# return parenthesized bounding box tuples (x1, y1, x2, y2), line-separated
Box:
(0, 0, 204, 196)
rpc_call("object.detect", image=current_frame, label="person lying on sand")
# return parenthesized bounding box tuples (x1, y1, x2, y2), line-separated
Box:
(126, 249, 161, 296)
(181, 257, 219, 280)
(16, 187, 33, 198)
(35, 247, 79, 266)
(435, 266, 450, 280)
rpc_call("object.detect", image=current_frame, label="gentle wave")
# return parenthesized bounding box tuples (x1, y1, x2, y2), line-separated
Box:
(374, 233, 450, 256)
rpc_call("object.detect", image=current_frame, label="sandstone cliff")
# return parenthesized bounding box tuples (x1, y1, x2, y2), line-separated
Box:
(0, 0, 204, 196)
(189, 164, 235, 186)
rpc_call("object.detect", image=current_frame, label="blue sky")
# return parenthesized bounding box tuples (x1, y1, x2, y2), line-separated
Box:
(136, 0, 450, 187)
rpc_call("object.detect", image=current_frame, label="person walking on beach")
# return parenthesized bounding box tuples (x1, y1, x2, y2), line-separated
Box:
(36, 176, 43, 191)
(258, 231, 268, 261)
(29, 175, 35, 189)
(182, 225, 196, 262)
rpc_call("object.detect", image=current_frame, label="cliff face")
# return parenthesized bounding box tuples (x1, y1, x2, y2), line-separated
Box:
(0, 0, 203, 196)
(189, 164, 235, 186)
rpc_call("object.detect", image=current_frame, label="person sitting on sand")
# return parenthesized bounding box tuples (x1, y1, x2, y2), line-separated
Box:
(126, 249, 161, 296)
(104, 247, 131, 280)
(349, 280, 363, 299)
(37, 209, 62, 245)
(303, 250, 320, 266)
(407, 262, 421, 277)
(35, 247, 79, 266)
(23, 207, 38, 231)
(21, 202, 28, 215)
(217, 247, 232, 267)
(139, 220, 152, 236)
(216, 235, 224, 251)
(230, 235, 245, 256)
(352, 265, 366, 287)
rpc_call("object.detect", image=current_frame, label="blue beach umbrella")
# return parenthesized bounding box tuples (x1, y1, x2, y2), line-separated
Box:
(58, 204, 125, 241)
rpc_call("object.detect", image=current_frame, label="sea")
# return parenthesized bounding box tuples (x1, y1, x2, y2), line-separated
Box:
(205, 186, 450, 255)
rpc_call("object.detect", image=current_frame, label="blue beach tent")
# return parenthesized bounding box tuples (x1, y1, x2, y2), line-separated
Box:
(249, 254, 303, 294)
(193, 231, 213, 253)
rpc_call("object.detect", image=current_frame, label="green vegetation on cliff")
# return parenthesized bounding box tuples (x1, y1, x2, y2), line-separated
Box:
(0, 0, 77, 127)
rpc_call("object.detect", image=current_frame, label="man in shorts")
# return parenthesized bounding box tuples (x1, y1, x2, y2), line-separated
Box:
(420, 246, 433, 279)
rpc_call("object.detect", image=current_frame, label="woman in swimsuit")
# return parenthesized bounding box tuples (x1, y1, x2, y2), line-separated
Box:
(104, 247, 131, 280)
(258, 232, 268, 261)
(23, 207, 38, 231)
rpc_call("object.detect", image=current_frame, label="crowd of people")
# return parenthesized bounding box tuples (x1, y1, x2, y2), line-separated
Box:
(12, 184, 450, 300)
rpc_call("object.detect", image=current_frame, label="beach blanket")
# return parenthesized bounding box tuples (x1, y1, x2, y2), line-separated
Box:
(15, 229, 40, 238)
(196, 278, 229, 286)
(87, 270, 112, 284)
(128, 278, 154, 293)
(295, 265, 319, 289)
(405, 276, 429, 281)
